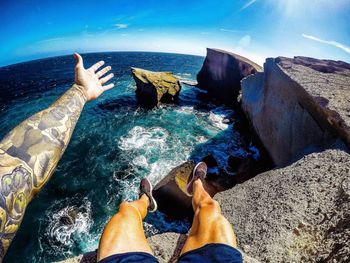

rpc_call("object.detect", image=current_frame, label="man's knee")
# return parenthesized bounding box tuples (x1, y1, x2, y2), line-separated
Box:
(119, 201, 135, 215)
(197, 198, 221, 218)
(118, 201, 141, 218)
(198, 198, 220, 210)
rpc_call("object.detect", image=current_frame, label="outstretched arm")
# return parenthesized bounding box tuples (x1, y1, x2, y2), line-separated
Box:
(0, 53, 114, 259)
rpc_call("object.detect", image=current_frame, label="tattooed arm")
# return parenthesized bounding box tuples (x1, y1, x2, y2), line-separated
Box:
(0, 53, 114, 259)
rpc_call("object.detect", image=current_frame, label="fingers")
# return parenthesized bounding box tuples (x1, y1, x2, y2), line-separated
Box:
(88, 60, 105, 72)
(96, 66, 112, 78)
(101, 83, 115, 92)
(100, 73, 114, 85)
(74, 53, 84, 68)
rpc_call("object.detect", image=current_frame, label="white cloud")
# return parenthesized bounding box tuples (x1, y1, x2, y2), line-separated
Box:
(39, 37, 65, 43)
(240, 0, 257, 11)
(302, 33, 350, 54)
(220, 28, 238, 33)
(238, 35, 251, 47)
(115, 23, 128, 29)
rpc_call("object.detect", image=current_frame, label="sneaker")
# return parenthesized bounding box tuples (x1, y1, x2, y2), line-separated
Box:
(139, 178, 157, 213)
(186, 162, 207, 196)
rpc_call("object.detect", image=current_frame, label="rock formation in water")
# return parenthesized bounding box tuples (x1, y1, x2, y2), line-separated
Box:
(131, 67, 181, 108)
(196, 48, 262, 105)
(242, 56, 350, 166)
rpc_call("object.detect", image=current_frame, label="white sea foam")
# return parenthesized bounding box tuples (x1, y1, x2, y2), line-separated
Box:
(132, 155, 149, 167)
(148, 159, 186, 185)
(196, 136, 207, 143)
(175, 72, 192, 80)
(118, 126, 169, 151)
(175, 106, 195, 114)
(113, 174, 139, 201)
(45, 201, 93, 249)
(207, 107, 235, 131)
(208, 112, 229, 130)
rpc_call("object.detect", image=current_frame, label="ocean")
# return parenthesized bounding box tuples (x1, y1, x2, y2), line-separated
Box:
(0, 52, 258, 262)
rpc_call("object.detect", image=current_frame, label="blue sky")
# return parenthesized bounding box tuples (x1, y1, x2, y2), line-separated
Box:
(0, 0, 349, 66)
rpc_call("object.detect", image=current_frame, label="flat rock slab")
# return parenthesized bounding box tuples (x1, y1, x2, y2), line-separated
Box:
(277, 56, 350, 148)
(242, 56, 350, 166)
(131, 67, 181, 108)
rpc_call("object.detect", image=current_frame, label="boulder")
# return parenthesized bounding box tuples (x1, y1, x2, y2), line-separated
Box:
(196, 48, 262, 105)
(131, 67, 181, 108)
(152, 160, 221, 219)
(242, 56, 350, 166)
(152, 161, 195, 219)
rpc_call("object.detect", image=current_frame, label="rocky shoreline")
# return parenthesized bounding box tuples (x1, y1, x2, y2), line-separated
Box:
(59, 48, 350, 263)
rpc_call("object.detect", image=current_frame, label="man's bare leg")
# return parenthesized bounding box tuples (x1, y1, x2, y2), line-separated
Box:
(181, 179, 237, 254)
(97, 194, 153, 261)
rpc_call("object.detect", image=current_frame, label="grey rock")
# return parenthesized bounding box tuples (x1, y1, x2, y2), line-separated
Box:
(216, 149, 350, 262)
(242, 56, 350, 166)
(197, 48, 262, 105)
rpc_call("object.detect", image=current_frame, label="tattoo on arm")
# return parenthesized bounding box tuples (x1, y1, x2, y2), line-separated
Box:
(0, 84, 87, 259)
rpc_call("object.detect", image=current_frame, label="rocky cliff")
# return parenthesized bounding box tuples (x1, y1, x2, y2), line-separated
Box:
(242, 56, 350, 166)
(197, 48, 262, 105)
(131, 67, 181, 108)
(146, 149, 350, 263)
(59, 52, 350, 263)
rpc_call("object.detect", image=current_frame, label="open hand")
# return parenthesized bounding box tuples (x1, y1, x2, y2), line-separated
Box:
(74, 53, 115, 101)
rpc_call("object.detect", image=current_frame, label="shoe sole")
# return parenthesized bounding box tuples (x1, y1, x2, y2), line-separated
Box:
(144, 178, 158, 213)
(186, 162, 206, 196)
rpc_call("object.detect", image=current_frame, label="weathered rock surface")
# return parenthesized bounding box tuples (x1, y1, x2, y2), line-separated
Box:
(131, 67, 181, 108)
(217, 149, 350, 262)
(197, 48, 262, 105)
(242, 56, 350, 166)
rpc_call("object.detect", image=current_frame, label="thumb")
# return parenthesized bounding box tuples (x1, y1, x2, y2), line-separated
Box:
(74, 53, 84, 68)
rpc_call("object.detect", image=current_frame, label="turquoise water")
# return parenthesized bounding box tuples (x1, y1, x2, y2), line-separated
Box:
(0, 52, 258, 262)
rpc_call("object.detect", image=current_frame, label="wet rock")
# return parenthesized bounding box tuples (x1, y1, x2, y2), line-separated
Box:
(227, 156, 258, 184)
(197, 48, 262, 105)
(227, 155, 244, 171)
(222, 118, 234, 124)
(59, 208, 79, 226)
(131, 67, 181, 108)
(242, 56, 350, 166)
(59, 216, 74, 226)
(201, 154, 218, 167)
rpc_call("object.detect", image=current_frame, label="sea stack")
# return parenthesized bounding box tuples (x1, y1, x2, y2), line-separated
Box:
(131, 67, 181, 108)
(197, 48, 262, 105)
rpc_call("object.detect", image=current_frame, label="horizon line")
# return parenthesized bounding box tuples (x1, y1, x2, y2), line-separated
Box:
(0, 50, 207, 68)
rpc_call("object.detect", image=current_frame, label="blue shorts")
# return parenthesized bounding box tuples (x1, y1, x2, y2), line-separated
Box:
(98, 243, 242, 263)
